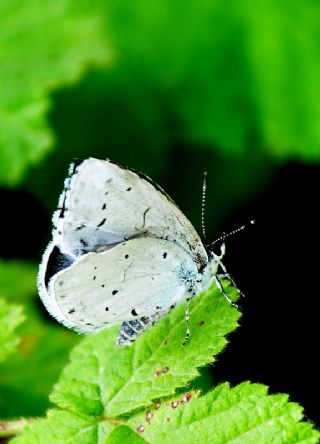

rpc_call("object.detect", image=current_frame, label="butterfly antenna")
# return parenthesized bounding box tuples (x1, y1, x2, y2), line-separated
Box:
(210, 220, 255, 247)
(201, 171, 208, 242)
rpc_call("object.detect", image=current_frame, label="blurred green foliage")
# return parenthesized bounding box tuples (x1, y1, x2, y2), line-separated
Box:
(106, 0, 320, 159)
(2, 0, 320, 231)
(2, 0, 320, 189)
(1, 0, 320, 437)
(0, 261, 78, 418)
(0, 0, 110, 185)
(0, 297, 24, 364)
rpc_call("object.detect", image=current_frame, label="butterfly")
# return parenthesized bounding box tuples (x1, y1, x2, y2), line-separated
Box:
(38, 158, 234, 345)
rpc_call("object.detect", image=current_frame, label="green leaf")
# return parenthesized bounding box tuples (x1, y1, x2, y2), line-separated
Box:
(0, 0, 110, 186)
(0, 298, 24, 363)
(13, 282, 240, 442)
(11, 282, 319, 442)
(127, 382, 319, 443)
(50, 282, 240, 418)
(10, 409, 111, 444)
(106, 426, 148, 444)
(0, 260, 79, 418)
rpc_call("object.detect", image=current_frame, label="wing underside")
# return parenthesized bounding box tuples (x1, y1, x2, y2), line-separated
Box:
(54, 158, 207, 263)
(45, 237, 201, 333)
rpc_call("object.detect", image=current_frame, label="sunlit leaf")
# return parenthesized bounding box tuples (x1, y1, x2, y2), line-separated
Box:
(0, 0, 110, 186)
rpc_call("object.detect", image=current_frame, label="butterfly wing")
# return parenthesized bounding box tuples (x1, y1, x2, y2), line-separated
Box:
(53, 158, 207, 264)
(41, 237, 203, 334)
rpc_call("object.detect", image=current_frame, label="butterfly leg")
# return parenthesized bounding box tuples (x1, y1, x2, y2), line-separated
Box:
(218, 272, 245, 298)
(182, 299, 190, 346)
(213, 275, 238, 308)
(117, 316, 155, 346)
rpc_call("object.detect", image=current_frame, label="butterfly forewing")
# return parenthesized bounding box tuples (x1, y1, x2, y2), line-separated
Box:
(54, 158, 207, 263)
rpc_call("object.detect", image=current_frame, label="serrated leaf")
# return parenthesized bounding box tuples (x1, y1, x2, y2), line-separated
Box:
(127, 382, 320, 443)
(0, 298, 24, 363)
(0, 260, 78, 418)
(10, 281, 319, 442)
(0, 0, 110, 186)
(50, 282, 240, 418)
(13, 282, 240, 442)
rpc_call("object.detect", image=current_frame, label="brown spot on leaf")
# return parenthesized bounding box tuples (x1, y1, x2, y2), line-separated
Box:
(146, 411, 153, 422)
(181, 392, 192, 403)
(171, 401, 179, 409)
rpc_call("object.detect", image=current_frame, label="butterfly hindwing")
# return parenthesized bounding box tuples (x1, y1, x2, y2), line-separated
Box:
(45, 237, 203, 334)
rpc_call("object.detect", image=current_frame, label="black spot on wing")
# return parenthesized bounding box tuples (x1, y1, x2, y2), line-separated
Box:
(131, 309, 138, 316)
(163, 252, 167, 258)
(97, 218, 106, 228)
(112, 290, 118, 295)
(101, 203, 106, 210)
(58, 193, 67, 219)
(80, 238, 88, 247)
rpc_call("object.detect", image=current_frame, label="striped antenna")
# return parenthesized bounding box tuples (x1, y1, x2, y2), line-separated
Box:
(209, 220, 255, 247)
(201, 171, 208, 242)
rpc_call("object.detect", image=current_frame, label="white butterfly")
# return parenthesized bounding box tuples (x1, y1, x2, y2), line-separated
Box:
(38, 158, 231, 345)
